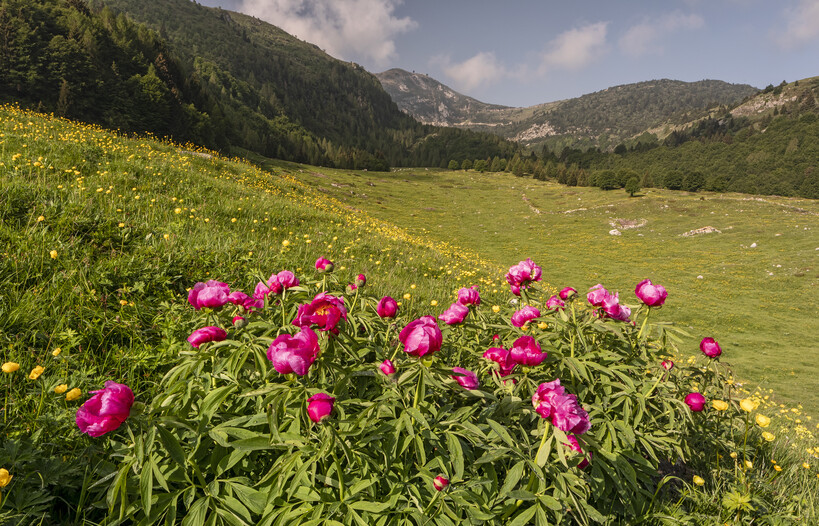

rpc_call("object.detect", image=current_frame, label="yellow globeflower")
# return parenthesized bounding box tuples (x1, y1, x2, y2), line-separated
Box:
(430, 300, 438, 307)
(740, 398, 759, 412)
(492, 305, 500, 313)
(2, 362, 20, 373)
(804, 462, 811, 469)
(744, 460, 753, 470)
(49, 249, 58, 259)
(54, 384, 68, 394)
(755, 414, 771, 428)
(403, 293, 411, 300)
(65, 388, 82, 401)
(52, 347, 62, 356)
(0, 468, 12, 487)
(774, 465, 782, 472)
(28, 366, 44, 380)
(537, 322, 548, 330)
(281, 240, 290, 247)
(762, 432, 775, 442)
(692, 475, 705, 486)
(36, 215, 45, 222)
(712, 400, 729, 411)
(730, 452, 738, 459)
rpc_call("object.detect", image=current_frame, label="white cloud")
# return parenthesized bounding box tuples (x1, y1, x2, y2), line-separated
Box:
(438, 52, 508, 92)
(774, 0, 819, 49)
(540, 22, 609, 72)
(619, 12, 704, 57)
(240, 0, 417, 66)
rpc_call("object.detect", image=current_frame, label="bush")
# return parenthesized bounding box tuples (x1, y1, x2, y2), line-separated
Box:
(595, 170, 619, 190)
(625, 177, 640, 197)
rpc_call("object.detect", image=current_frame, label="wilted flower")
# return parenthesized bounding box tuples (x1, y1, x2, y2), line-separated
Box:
(315, 257, 334, 273)
(438, 302, 469, 325)
(187, 326, 228, 349)
(635, 279, 668, 307)
(75, 381, 134, 437)
(685, 392, 706, 412)
(376, 296, 399, 318)
(756, 414, 771, 428)
(188, 280, 230, 310)
(451, 367, 479, 390)
(433, 475, 449, 491)
(379, 359, 396, 376)
(456, 286, 480, 306)
(267, 327, 320, 376)
(700, 337, 722, 358)
(532, 379, 590, 435)
(2, 362, 20, 373)
(509, 335, 546, 367)
(293, 292, 347, 333)
(511, 306, 540, 327)
(28, 366, 44, 380)
(559, 287, 577, 300)
(307, 393, 335, 423)
(399, 316, 442, 358)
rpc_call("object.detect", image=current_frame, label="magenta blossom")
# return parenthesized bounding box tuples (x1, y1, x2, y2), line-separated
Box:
(685, 392, 706, 412)
(399, 316, 443, 358)
(511, 306, 540, 327)
(506, 258, 542, 289)
(601, 292, 631, 322)
(451, 367, 480, 390)
(532, 379, 591, 435)
(456, 286, 481, 306)
(271, 270, 299, 291)
(379, 359, 396, 376)
(559, 287, 577, 300)
(188, 280, 230, 310)
(433, 476, 449, 491)
(483, 347, 516, 376)
(545, 295, 565, 310)
(227, 291, 263, 311)
(586, 284, 609, 307)
(439, 302, 469, 325)
(187, 326, 227, 348)
(565, 435, 591, 469)
(355, 273, 366, 287)
(510, 284, 521, 296)
(267, 326, 320, 375)
(509, 335, 546, 367)
(75, 381, 134, 437)
(662, 360, 674, 371)
(700, 337, 722, 358)
(315, 257, 334, 273)
(346, 283, 358, 293)
(293, 292, 347, 333)
(307, 393, 335, 423)
(635, 279, 668, 307)
(253, 281, 273, 300)
(376, 296, 399, 318)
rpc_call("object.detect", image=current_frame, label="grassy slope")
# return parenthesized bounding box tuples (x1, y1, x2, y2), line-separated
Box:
(254, 161, 819, 413)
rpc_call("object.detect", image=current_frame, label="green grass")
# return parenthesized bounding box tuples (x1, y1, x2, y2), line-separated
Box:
(248, 159, 819, 415)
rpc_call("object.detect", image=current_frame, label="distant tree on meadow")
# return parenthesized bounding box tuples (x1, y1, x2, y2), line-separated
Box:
(461, 159, 472, 170)
(448, 159, 460, 170)
(625, 177, 641, 197)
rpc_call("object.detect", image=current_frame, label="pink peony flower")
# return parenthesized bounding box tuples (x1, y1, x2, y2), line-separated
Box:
(265, 276, 284, 295)
(505, 258, 542, 288)
(439, 302, 469, 325)
(315, 257, 334, 273)
(267, 326, 320, 375)
(635, 279, 668, 307)
(254, 281, 271, 300)
(75, 381, 134, 437)
(532, 379, 590, 435)
(586, 284, 609, 307)
(228, 291, 251, 306)
(511, 306, 540, 327)
(451, 367, 479, 390)
(700, 337, 722, 358)
(187, 326, 227, 348)
(509, 335, 546, 367)
(188, 280, 230, 310)
(293, 292, 347, 333)
(545, 295, 565, 310)
(510, 284, 521, 296)
(379, 359, 396, 376)
(276, 270, 300, 290)
(662, 360, 674, 370)
(307, 392, 335, 423)
(399, 316, 442, 358)
(559, 287, 577, 300)
(456, 286, 481, 306)
(355, 273, 366, 287)
(565, 435, 591, 469)
(433, 475, 449, 491)
(483, 347, 515, 376)
(685, 392, 706, 412)
(601, 292, 631, 322)
(376, 296, 399, 318)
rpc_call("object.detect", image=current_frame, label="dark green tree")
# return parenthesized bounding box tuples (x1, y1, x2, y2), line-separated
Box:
(625, 177, 640, 197)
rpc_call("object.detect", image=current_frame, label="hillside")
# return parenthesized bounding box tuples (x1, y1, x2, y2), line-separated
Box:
(377, 69, 758, 151)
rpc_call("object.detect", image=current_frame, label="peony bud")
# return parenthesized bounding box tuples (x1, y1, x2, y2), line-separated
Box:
(232, 315, 248, 329)
(559, 287, 577, 300)
(433, 475, 449, 491)
(315, 257, 334, 273)
(75, 381, 134, 437)
(376, 296, 399, 318)
(355, 273, 366, 287)
(699, 337, 722, 358)
(685, 392, 706, 412)
(379, 359, 396, 376)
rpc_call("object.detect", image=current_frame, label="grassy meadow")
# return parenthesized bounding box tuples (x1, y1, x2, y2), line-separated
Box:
(2, 105, 819, 523)
(246, 156, 819, 415)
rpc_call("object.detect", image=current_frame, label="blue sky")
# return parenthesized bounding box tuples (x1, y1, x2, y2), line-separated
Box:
(196, 0, 819, 107)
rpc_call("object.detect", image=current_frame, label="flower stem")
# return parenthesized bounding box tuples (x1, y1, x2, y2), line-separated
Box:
(637, 307, 651, 340)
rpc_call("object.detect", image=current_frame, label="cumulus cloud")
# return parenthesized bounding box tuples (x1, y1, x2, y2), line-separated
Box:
(619, 12, 704, 57)
(437, 52, 508, 92)
(774, 0, 819, 49)
(239, 0, 417, 66)
(540, 22, 609, 72)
